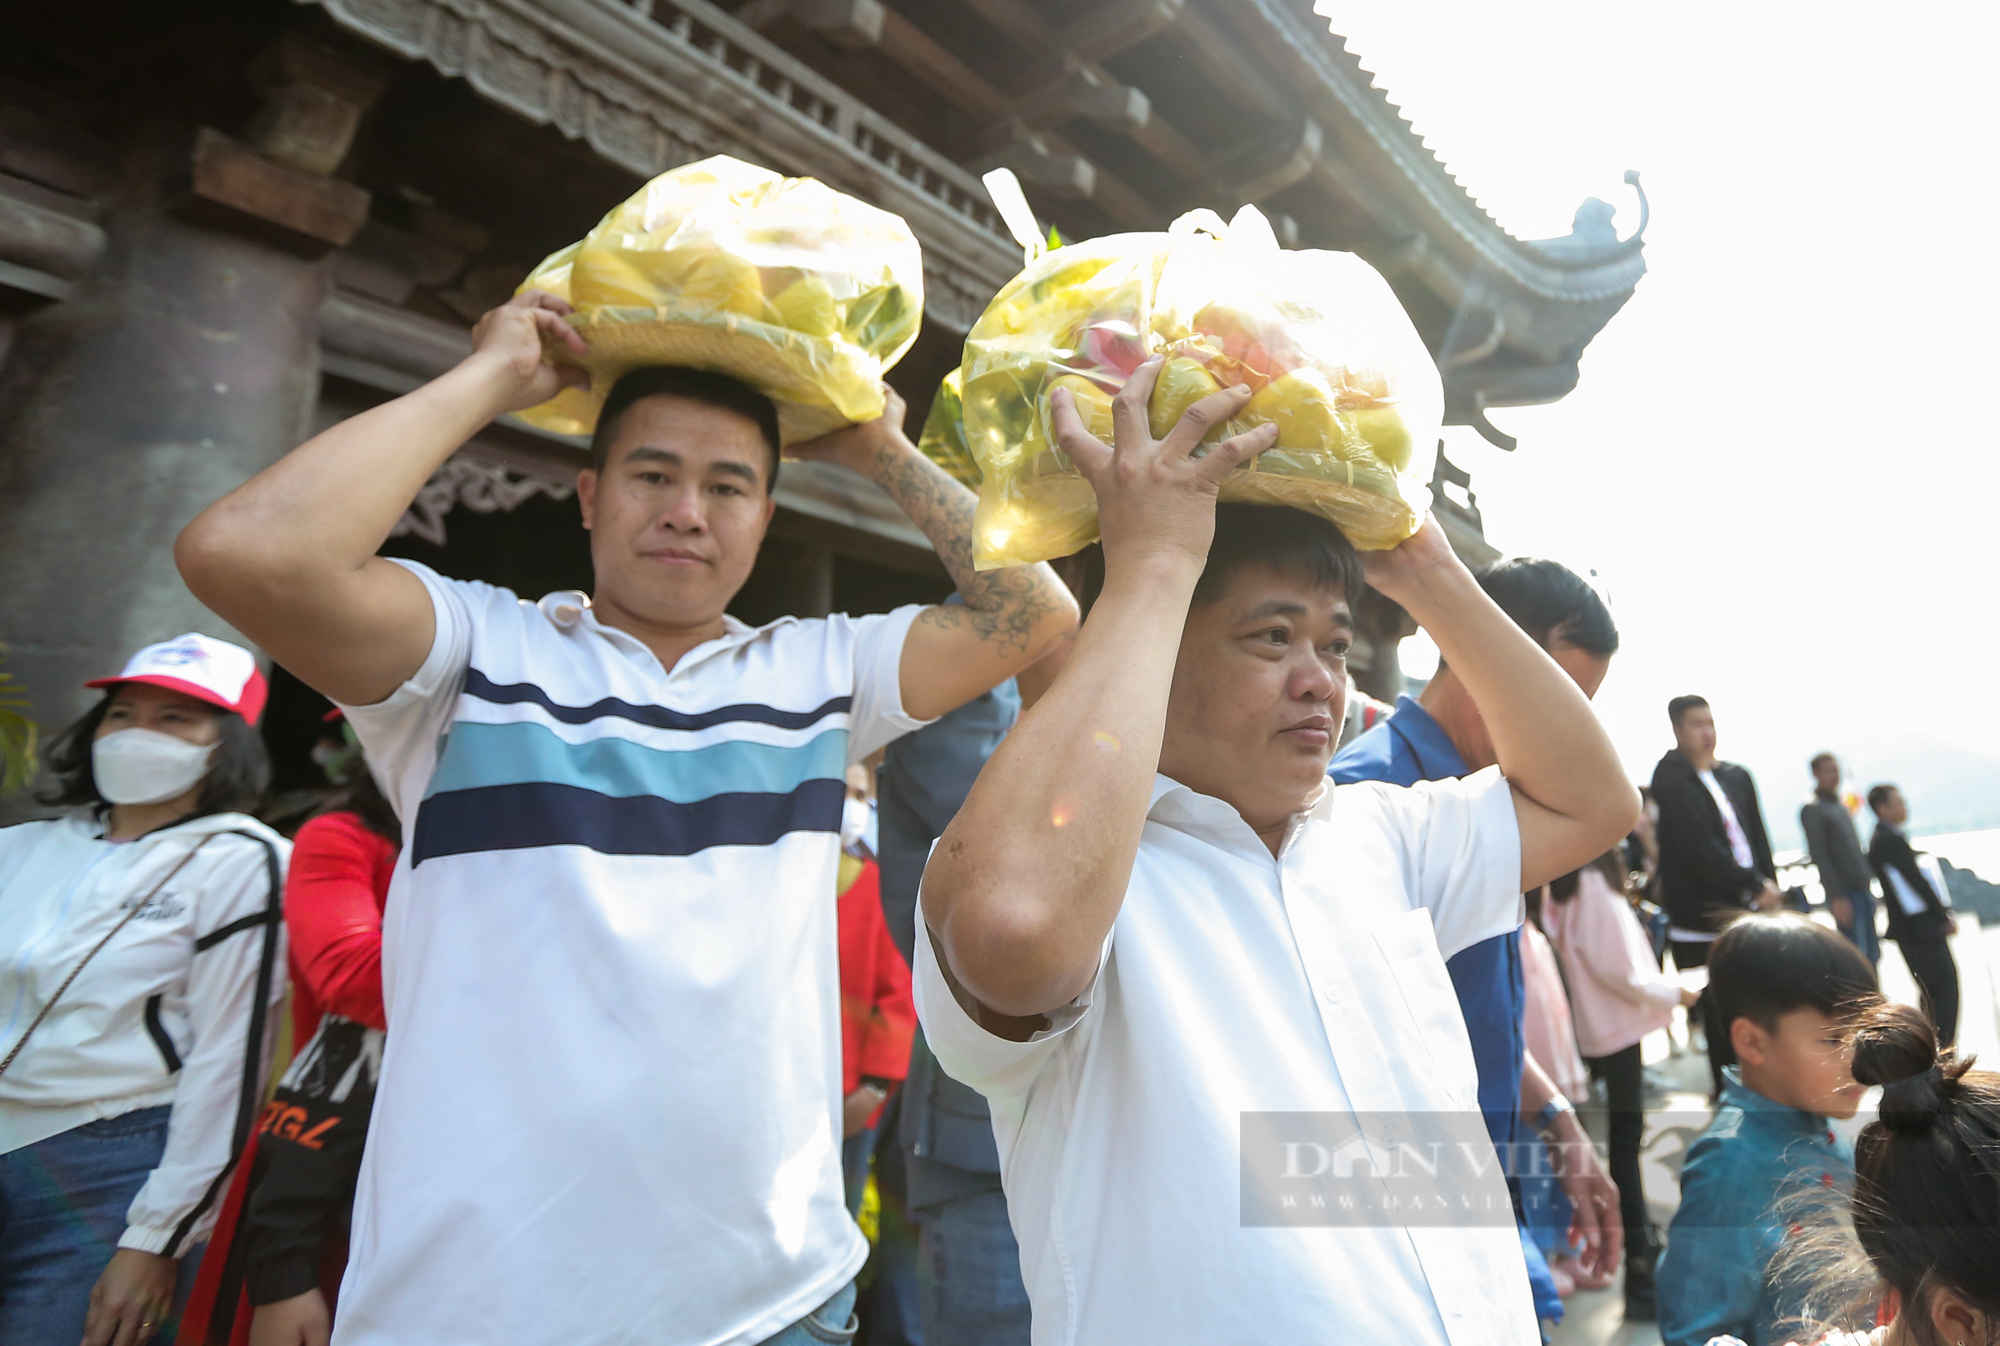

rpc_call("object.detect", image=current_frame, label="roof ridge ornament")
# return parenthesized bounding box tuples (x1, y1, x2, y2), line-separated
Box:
(1623, 169, 1651, 242)
(1526, 170, 1650, 267)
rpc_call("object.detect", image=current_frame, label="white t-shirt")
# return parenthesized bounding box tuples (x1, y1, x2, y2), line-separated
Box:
(1878, 830, 1945, 917)
(333, 561, 927, 1346)
(914, 768, 1537, 1346)
(1697, 768, 1755, 869)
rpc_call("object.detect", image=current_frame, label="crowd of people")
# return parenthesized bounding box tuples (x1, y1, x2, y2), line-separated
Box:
(0, 289, 1992, 1346)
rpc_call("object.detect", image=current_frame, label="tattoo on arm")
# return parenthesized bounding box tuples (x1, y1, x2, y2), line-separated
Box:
(864, 441, 1062, 658)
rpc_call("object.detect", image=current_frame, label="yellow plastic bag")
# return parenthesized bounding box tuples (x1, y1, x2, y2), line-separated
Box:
(514, 155, 925, 445)
(960, 205, 1441, 568)
(915, 369, 981, 489)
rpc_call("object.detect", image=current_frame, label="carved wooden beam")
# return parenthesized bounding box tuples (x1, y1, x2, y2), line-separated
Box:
(797, 3, 1159, 226)
(872, 5, 1011, 119)
(736, 0, 885, 50)
(0, 181, 105, 279)
(1006, 61, 1151, 135)
(244, 31, 388, 176)
(0, 107, 116, 199)
(1052, 0, 1186, 65)
(1172, 3, 1292, 120)
(962, 0, 1213, 195)
(170, 128, 370, 256)
(320, 287, 470, 381)
(1222, 115, 1323, 206)
(967, 122, 1095, 199)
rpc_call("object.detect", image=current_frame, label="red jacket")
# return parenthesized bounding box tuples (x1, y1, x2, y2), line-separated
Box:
(181, 811, 393, 1346)
(837, 859, 915, 1125)
(285, 811, 395, 1046)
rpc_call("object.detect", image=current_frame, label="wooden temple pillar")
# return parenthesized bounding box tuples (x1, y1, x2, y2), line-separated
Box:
(0, 36, 377, 772)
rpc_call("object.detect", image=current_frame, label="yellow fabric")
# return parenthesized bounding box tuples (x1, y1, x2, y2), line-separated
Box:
(857, 1168, 881, 1244)
(959, 206, 1443, 567)
(514, 155, 925, 444)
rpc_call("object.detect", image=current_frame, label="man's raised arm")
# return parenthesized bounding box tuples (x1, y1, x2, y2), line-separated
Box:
(787, 387, 1077, 722)
(1362, 532, 1640, 892)
(176, 293, 587, 707)
(917, 358, 1276, 1020)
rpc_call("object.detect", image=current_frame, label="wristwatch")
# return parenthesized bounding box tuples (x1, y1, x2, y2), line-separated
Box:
(1534, 1095, 1576, 1140)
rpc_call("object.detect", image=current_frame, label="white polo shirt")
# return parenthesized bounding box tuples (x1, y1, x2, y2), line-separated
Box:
(334, 561, 927, 1346)
(914, 769, 1538, 1346)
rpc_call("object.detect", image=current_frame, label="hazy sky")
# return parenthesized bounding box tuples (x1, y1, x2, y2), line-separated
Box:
(1316, 1, 2000, 837)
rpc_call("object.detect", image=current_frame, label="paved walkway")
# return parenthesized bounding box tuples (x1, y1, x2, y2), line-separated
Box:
(1548, 913, 1998, 1346)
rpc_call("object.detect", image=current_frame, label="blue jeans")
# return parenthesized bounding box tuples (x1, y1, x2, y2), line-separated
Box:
(756, 1280, 858, 1346)
(1835, 885, 1880, 965)
(918, 1189, 1030, 1346)
(0, 1105, 183, 1346)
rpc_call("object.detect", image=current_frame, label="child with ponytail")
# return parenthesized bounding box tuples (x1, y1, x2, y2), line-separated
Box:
(1841, 1001, 1996, 1344)
(1753, 1000, 1999, 1346)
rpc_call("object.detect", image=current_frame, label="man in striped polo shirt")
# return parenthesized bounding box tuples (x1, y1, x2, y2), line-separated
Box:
(178, 290, 1077, 1346)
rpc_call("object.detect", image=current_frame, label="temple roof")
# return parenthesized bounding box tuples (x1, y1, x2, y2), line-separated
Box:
(306, 0, 1644, 447)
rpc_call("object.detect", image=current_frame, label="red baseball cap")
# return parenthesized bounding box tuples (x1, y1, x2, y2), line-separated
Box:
(86, 633, 269, 725)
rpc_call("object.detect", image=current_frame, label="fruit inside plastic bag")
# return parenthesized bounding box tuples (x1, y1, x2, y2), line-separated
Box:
(960, 205, 1441, 567)
(513, 155, 925, 445)
(915, 370, 982, 490)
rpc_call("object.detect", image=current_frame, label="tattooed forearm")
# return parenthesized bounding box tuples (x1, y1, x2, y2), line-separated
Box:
(862, 438, 1067, 659)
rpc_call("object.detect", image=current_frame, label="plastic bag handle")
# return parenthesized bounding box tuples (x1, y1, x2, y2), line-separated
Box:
(1224, 204, 1279, 255)
(982, 169, 1045, 266)
(1168, 208, 1230, 239)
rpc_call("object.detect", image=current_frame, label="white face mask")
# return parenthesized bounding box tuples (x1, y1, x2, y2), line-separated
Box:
(93, 728, 217, 806)
(841, 796, 874, 852)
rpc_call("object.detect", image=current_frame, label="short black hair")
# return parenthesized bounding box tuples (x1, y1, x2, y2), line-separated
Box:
(1667, 694, 1710, 728)
(1810, 751, 1837, 774)
(1476, 558, 1618, 656)
(589, 366, 782, 484)
(38, 690, 272, 820)
(1709, 912, 1878, 1038)
(1190, 504, 1364, 609)
(1867, 783, 1900, 814)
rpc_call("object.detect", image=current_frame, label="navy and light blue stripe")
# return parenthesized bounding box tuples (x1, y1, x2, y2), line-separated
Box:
(410, 672, 849, 865)
(462, 669, 852, 732)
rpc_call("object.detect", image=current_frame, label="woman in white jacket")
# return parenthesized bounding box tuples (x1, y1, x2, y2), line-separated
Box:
(0, 635, 289, 1346)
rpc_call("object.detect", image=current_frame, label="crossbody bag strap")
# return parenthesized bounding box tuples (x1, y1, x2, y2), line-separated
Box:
(163, 829, 284, 1257)
(0, 832, 218, 1080)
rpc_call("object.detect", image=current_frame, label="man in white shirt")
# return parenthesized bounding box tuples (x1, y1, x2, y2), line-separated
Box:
(176, 291, 1077, 1346)
(914, 359, 1640, 1344)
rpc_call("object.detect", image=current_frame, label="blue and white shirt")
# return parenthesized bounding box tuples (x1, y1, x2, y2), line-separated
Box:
(333, 560, 928, 1346)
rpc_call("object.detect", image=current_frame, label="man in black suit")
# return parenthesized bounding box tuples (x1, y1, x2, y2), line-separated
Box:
(1651, 695, 1782, 968)
(1865, 784, 1960, 1047)
(1651, 695, 1782, 1095)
